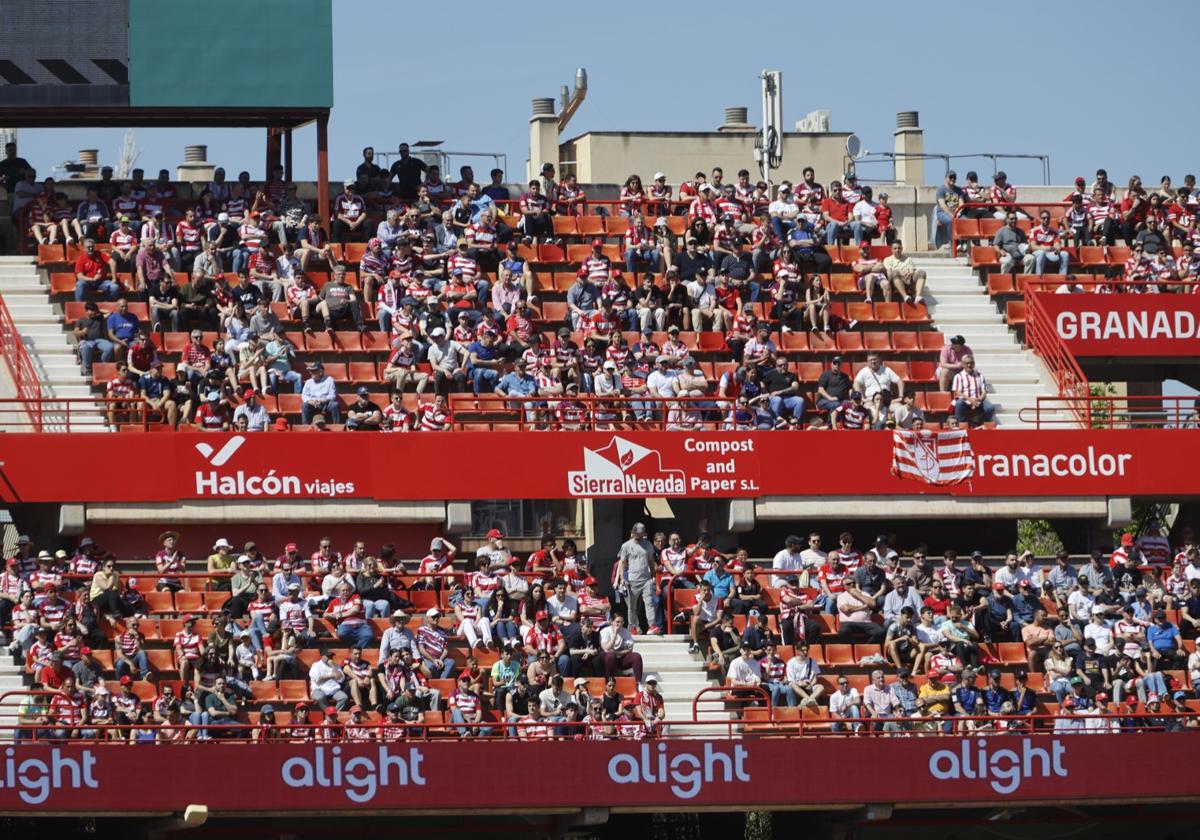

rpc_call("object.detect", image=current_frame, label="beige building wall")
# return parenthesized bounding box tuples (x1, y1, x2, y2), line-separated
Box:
(561, 131, 853, 188)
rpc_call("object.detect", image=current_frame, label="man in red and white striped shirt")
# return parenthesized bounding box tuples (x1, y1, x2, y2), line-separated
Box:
(327, 581, 373, 648)
(173, 614, 204, 683)
(1030, 211, 1068, 275)
(418, 394, 451, 432)
(952, 355, 994, 425)
(108, 216, 140, 276)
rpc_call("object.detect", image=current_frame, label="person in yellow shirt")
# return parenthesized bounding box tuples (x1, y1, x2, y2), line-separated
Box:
(207, 537, 236, 590)
(918, 671, 957, 733)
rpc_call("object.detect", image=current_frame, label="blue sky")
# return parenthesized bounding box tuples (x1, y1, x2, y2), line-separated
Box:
(12, 1, 1200, 187)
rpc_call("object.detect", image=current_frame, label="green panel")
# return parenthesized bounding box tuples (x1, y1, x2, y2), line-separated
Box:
(128, 0, 332, 108)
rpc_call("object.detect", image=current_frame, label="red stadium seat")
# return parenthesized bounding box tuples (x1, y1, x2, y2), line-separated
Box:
(891, 332, 919, 352)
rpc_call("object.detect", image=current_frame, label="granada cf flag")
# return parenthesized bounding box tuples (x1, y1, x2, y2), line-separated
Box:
(891, 430, 975, 485)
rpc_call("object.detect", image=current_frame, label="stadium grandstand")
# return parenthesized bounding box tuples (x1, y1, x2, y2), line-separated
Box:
(2, 1, 1200, 839)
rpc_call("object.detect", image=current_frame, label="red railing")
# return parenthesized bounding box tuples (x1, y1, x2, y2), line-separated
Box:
(0, 293, 42, 429)
(1022, 289, 1091, 426)
(1021, 395, 1198, 429)
(0, 397, 162, 433)
(451, 394, 752, 432)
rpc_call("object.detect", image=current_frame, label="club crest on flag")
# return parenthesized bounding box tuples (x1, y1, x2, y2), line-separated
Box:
(891, 429, 975, 486)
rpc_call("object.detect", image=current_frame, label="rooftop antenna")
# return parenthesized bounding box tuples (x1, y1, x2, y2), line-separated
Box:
(116, 128, 139, 179)
(754, 70, 783, 184)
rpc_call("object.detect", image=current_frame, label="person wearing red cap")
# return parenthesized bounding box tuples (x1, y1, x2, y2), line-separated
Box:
(985, 580, 1019, 642)
(476, 528, 512, 570)
(577, 576, 611, 630)
(526, 609, 570, 677)
(343, 705, 375, 742)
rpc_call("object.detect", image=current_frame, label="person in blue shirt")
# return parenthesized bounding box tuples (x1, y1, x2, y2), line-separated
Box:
(467, 331, 503, 395)
(1146, 610, 1183, 669)
(137, 361, 178, 427)
(702, 556, 734, 601)
(953, 667, 983, 728)
(1011, 580, 1038, 628)
(106, 297, 140, 347)
(496, 359, 540, 424)
(981, 668, 1011, 715)
(1010, 670, 1037, 716)
(740, 609, 779, 658)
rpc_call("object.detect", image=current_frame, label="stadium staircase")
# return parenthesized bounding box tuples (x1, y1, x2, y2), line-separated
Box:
(635, 634, 728, 735)
(0, 256, 104, 430)
(913, 253, 1062, 427)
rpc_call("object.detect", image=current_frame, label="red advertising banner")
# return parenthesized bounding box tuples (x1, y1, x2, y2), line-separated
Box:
(0, 428, 1191, 502)
(0, 736, 1194, 814)
(1037, 293, 1200, 356)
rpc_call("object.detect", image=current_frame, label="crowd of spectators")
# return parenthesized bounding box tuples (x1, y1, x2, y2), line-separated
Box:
(2, 140, 980, 430)
(4, 517, 1200, 740)
(929, 166, 1200, 291)
(4, 528, 679, 741)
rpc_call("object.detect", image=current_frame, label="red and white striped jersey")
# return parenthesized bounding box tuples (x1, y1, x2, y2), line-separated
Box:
(796, 182, 825, 203)
(112, 196, 140, 217)
(556, 399, 590, 428)
(417, 552, 452, 577)
(581, 254, 611, 283)
(989, 185, 1016, 204)
(605, 343, 631, 368)
(772, 258, 799, 285)
(528, 624, 562, 655)
(626, 225, 654, 250)
(109, 228, 138, 250)
(841, 184, 863, 204)
(38, 598, 69, 625)
(286, 283, 316, 307)
(238, 222, 266, 251)
(342, 656, 373, 681)
(648, 183, 672, 202)
(175, 220, 202, 251)
(1087, 202, 1112, 225)
(174, 630, 204, 660)
(117, 630, 143, 657)
(1030, 225, 1060, 247)
(69, 554, 98, 576)
(417, 624, 448, 658)
(248, 598, 275, 624)
(557, 183, 586, 214)
(759, 656, 787, 683)
(50, 691, 85, 726)
(819, 564, 848, 593)
(778, 586, 812, 620)
(54, 632, 82, 662)
(750, 224, 775, 250)
(279, 600, 308, 633)
(418, 404, 450, 432)
(951, 369, 988, 400)
(687, 198, 717, 227)
(446, 253, 479, 281)
(465, 223, 497, 247)
(829, 549, 862, 573)
(716, 197, 744, 223)
(326, 594, 365, 626)
(521, 347, 550, 372)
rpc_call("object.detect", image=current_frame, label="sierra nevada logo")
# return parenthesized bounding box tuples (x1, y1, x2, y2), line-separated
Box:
(567, 436, 687, 497)
(192, 435, 356, 498)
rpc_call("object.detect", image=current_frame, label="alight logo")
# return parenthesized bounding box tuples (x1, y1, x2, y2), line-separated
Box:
(928, 738, 1067, 795)
(192, 435, 357, 498)
(608, 742, 750, 800)
(0, 748, 99, 805)
(281, 745, 426, 804)
(567, 436, 687, 497)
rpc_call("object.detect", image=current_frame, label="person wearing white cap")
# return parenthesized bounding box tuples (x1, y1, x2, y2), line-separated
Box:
(426, 327, 469, 396)
(206, 538, 236, 590)
(648, 172, 672, 216)
(637, 674, 666, 735)
(419, 607, 455, 678)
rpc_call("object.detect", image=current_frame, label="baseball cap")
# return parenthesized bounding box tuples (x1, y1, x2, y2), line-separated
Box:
(573, 677, 588, 687)
(1173, 690, 1187, 701)
(237, 554, 252, 565)
(391, 609, 407, 619)
(287, 582, 301, 591)
(356, 385, 370, 397)
(486, 529, 504, 540)
(430, 537, 444, 550)
(242, 388, 256, 399)
(644, 674, 659, 684)
(940, 673, 957, 684)
(17, 535, 29, 544)
(425, 607, 440, 618)
(217, 212, 230, 223)
(1069, 676, 1083, 685)
(181, 614, 196, 623)
(119, 675, 132, 685)
(285, 542, 298, 553)
(583, 576, 597, 586)
(831, 355, 843, 363)
(1062, 697, 1076, 709)
(260, 704, 275, 715)
(324, 705, 338, 716)
(992, 582, 1006, 591)
(37, 550, 51, 560)
(653, 172, 666, 181)
(535, 609, 549, 620)
(897, 668, 911, 678)
(994, 170, 1007, 180)
(748, 608, 760, 618)
(591, 238, 604, 248)
(79, 646, 91, 655)
(1075, 176, 1086, 185)
(429, 327, 446, 338)
(1121, 533, 1134, 546)
(1147, 693, 1160, 703)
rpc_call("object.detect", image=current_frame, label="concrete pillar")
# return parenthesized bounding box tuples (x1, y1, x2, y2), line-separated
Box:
(444, 502, 472, 535)
(893, 112, 924, 187)
(528, 98, 559, 182)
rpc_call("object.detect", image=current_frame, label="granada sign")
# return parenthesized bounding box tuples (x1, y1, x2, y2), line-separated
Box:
(0, 736, 1195, 813)
(1039, 293, 1200, 356)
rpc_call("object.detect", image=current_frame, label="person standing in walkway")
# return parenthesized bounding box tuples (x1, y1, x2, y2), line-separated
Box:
(615, 523, 660, 635)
